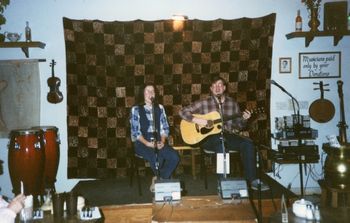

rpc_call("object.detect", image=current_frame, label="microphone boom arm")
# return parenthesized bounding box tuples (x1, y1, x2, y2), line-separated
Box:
(271, 80, 300, 116)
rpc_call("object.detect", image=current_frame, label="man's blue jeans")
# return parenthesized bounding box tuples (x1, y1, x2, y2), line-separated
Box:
(200, 133, 257, 182)
(134, 141, 179, 179)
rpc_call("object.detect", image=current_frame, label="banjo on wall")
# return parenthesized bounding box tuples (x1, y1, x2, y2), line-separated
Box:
(309, 81, 335, 123)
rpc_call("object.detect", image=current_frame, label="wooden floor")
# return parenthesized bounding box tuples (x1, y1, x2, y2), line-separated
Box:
(74, 172, 299, 222)
(74, 172, 297, 206)
(100, 196, 282, 223)
(74, 170, 349, 222)
(100, 197, 350, 223)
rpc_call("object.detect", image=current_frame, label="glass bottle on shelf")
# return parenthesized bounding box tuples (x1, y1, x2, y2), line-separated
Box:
(25, 21, 32, 42)
(295, 9, 302, 32)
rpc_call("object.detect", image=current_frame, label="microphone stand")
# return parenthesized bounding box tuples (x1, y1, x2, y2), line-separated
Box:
(255, 144, 263, 223)
(217, 96, 227, 179)
(289, 95, 306, 197)
(271, 80, 305, 196)
(151, 98, 160, 179)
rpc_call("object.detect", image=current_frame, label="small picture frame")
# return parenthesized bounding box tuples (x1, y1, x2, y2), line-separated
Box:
(279, 57, 292, 73)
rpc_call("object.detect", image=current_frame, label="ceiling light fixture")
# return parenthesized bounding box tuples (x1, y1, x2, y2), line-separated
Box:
(172, 14, 188, 31)
(172, 15, 188, 21)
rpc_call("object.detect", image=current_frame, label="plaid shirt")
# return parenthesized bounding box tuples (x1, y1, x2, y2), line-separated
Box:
(179, 95, 247, 132)
(130, 104, 170, 142)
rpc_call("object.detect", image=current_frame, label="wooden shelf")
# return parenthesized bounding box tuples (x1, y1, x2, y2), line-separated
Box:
(286, 30, 350, 47)
(0, 41, 46, 57)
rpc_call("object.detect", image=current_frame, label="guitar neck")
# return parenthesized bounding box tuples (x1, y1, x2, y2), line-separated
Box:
(216, 107, 264, 123)
(213, 114, 240, 124)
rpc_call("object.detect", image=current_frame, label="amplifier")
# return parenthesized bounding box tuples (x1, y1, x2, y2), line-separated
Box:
(219, 178, 248, 199)
(275, 128, 318, 139)
(154, 179, 181, 202)
(268, 149, 320, 163)
(279, 140, 299, 147)
(278, 145, 319, 155)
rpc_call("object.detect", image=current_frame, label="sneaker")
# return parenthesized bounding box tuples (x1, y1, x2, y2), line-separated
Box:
(149, 176, 157, 192)
(251, 179, 270, 191)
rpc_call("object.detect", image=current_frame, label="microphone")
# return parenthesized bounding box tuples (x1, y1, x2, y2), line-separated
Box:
(150, 97, 155, 103)
(270, 79, 300, 114)
(270, 80, 295, 101)
(270, 80, 291, 97)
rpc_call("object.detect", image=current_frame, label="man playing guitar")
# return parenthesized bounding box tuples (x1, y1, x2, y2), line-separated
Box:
(179, 76, 269, 191)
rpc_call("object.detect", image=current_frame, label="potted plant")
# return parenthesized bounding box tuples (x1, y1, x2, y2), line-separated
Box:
(0, 0, 11, 42)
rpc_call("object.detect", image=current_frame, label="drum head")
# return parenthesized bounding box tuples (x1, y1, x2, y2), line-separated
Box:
(10, 129, 42, 136)
(309, 99, 335, 123)
(32, 126, 58, 131)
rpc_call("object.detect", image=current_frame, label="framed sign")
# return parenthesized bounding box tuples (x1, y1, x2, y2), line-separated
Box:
(299, 52, 341, 79)
(279, 57, 291, 73)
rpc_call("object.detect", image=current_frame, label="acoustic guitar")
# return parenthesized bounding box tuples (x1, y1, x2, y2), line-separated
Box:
(180, 108, 264, 145)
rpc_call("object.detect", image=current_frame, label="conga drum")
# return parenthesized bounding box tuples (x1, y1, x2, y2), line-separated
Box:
(32, 126, 60, 189)
(8, 129, 45, 196)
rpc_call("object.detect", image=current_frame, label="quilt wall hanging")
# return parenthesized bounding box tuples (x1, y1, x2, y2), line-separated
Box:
(63, 13, 276, 178)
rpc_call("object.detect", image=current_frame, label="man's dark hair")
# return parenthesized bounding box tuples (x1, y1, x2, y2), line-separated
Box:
(211, 76, 227, 86)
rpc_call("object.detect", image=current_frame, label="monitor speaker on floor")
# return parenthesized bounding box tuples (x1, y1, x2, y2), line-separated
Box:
(154, 179, 181, 202)
(218, 178, 248, 200)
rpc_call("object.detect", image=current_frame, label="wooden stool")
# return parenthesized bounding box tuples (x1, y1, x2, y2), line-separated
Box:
(173, 146, 200, 179)
(129, 153, 148, 196)
(200, 149, 243, 189)
(318, 179, 350, 208)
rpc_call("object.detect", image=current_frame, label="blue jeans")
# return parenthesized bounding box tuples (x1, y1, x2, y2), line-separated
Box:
(134, 141, 179, 179)
(201, 133, 256, 182)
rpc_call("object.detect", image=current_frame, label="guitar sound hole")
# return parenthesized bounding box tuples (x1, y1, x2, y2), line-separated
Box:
(200, 126, 214, 134)
(217, 125, 222, 129)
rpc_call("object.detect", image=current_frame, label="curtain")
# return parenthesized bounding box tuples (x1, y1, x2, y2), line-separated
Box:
(0, 59, 41, 138)
(64, 14, 276, 178)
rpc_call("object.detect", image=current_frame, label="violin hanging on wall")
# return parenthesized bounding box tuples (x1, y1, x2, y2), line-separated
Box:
(47, 59, 63, 104)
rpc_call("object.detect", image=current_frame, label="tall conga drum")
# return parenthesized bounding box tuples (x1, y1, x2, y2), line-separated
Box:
(8, 129, 45, 196)
(32, 126, 60, 190)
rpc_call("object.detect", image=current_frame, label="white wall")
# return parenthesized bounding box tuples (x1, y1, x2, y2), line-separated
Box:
(0, 0, 349, 198)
